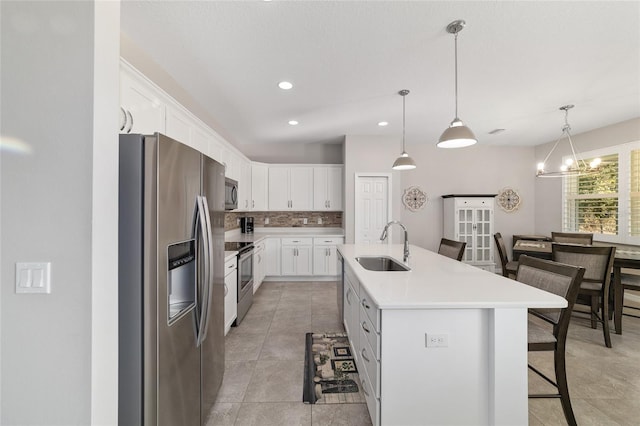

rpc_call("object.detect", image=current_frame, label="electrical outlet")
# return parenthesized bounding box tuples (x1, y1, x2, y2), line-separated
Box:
(236, 218, 240, 225)
(317, 217, 323, 225)
(425, 333, 449, 348)
(303, 218, 308, 224)
(265, 217, 269, 225)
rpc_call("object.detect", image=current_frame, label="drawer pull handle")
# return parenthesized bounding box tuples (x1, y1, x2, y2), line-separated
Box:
(224, 284, 228, 296)
(361, 299, 370, 310)
(361, 379, 370, 397)
(346, 288, 352, 304)
(361, 321, 370, 333)
(361, 348, 370, 363)
(227, 264, 234, 269)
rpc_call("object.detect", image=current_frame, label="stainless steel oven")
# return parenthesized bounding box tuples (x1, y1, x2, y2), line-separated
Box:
(225, 242, 254, 325)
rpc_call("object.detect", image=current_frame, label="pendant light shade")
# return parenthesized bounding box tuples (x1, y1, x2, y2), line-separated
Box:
(437, 20, 477, 149)
(392, 89, 416, 170)
(438, 118, 477, 148)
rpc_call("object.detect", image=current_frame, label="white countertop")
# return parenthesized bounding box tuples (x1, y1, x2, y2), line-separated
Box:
(338, 243, 567, 310)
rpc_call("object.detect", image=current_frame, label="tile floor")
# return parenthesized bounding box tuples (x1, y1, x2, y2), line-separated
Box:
(207, 281, 640, 426)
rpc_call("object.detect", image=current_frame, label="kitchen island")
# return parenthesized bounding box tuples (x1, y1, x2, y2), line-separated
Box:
(338, 243, 566, 426)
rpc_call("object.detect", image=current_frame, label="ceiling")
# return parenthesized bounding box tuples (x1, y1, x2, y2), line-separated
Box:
(120, 1, 640, 150)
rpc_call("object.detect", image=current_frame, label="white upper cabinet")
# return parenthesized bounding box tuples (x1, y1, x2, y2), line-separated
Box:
(251, 162, 269, 211)
(119, 66, 165, 134)
(313, 166, 343, 211)
(222, 149, 240, 181)
(237, 158, 252, 210)
(165, 104, 192, 146)
(268, 166, 313, 211)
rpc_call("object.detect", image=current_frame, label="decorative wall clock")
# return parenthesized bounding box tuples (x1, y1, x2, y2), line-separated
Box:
(497, 187, 521, 212)
(402, 186, 428, 212)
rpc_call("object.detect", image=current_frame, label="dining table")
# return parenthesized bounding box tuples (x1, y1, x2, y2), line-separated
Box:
(513, 239, 640, 334)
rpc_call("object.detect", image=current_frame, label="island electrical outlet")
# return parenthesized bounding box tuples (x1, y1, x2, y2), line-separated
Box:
(425, 333, 449, 348)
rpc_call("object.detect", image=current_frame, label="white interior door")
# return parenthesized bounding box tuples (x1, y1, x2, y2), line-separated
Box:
(355, 175, 390, 244)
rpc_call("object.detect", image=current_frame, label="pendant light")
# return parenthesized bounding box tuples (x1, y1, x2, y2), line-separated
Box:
(536, 105, 601, 177)
(437, 20, 477, 148)
(392, 90, 416, 170)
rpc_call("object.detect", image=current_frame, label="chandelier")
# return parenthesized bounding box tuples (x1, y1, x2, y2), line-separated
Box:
(536, 105, 601, 178)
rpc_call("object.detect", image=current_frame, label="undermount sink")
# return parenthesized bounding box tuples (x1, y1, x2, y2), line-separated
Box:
(356, 256, 411, 272)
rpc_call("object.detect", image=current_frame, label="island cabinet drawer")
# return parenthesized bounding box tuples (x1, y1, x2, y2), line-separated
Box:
(359, 323, 380, 398)
(313, 237, 343, 245)
(281, 237, 313, 245)
(359, 312, 380, 360)
(360, 367, 379, 426)
(359, 288, 380, 333)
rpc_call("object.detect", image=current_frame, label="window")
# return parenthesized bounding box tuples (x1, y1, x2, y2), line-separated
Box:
(563, 141, 640, 244)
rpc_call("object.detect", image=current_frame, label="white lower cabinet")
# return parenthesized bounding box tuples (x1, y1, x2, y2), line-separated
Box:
(312, 237, 344, 276)
(265, 237, 281, 277)
(224, 257, 237, 336)
(253, 240, 266, 293)
(343, 265, 360, 363)
(281, 237, 313, 276)
(343, 263, 380, 425)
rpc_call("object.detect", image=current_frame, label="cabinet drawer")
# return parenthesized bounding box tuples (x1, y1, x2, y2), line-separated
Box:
(224, 257, 237, 276)
(359, 288, 380, 333)
(313, 237, 344, 245)
(253, 239, 266, 251)
(281, 237, 313, 245)
(359, 367, 379, 426)
(359, 312, 380, 360)
(359, 324, 380, 398)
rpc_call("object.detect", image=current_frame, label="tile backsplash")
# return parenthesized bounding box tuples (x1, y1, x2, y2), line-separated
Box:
(225, 211, 343, 231)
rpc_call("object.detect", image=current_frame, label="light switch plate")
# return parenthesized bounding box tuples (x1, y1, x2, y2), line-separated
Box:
(16, 262, 51, 294)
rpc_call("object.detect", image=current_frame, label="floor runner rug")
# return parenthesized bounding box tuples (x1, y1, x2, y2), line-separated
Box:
(303, 332, 366, 404)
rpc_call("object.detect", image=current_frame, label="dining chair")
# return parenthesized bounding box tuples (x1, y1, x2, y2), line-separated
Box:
(437, 238, 466, 261)
(551, 232, 594, 245)
(516, 255, 584, 426)
(618, 272, 640, 324)
(552, 243, 616, 347)
(494, 233, 518, 278)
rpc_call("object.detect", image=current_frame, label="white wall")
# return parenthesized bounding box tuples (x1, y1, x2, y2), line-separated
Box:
(534, 117, 640, 235)
(241, 140, 343, 164)
(344, 135, 405, 244)
(344, 135, 536, 260)
(1, 1, 120, 424)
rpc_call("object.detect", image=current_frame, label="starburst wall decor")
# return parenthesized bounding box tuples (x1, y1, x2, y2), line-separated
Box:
(497, 187, 521, 212)
(402, 186, 428, 212)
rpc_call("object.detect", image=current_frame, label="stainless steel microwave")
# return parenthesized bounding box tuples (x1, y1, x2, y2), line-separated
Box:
(225, 178, 238, 210)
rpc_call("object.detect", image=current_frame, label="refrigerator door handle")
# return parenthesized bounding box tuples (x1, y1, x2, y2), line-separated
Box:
(199, 195, 215, 345)
(193, 195, 211, 347)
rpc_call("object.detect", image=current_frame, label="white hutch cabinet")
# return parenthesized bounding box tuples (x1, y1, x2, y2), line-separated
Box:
(442, 194, 496, 272)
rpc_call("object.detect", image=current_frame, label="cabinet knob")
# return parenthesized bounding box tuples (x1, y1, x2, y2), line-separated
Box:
(361, 299, 370, 310)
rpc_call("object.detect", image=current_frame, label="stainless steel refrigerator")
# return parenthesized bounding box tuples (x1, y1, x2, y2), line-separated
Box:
(118, 133, 225, 426)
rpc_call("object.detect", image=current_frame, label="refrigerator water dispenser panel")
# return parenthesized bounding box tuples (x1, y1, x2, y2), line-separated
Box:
(167, 240, 196, 324)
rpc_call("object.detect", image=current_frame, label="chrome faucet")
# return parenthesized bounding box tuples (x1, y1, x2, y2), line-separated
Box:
(380, 220, 410, 263)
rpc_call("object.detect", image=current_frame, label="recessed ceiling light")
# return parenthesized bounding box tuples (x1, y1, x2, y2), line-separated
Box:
(378, 121, 389, 126)
(288, 120, 298, 126)
(278, 81, 293, 90)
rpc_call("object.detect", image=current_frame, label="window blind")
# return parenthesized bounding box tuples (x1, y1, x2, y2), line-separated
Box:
(563, 153, 619, 235)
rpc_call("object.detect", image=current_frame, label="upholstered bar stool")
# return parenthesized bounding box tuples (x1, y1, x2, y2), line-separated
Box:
(517, 255, 585, 426)
(437, 238, 466, 261)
